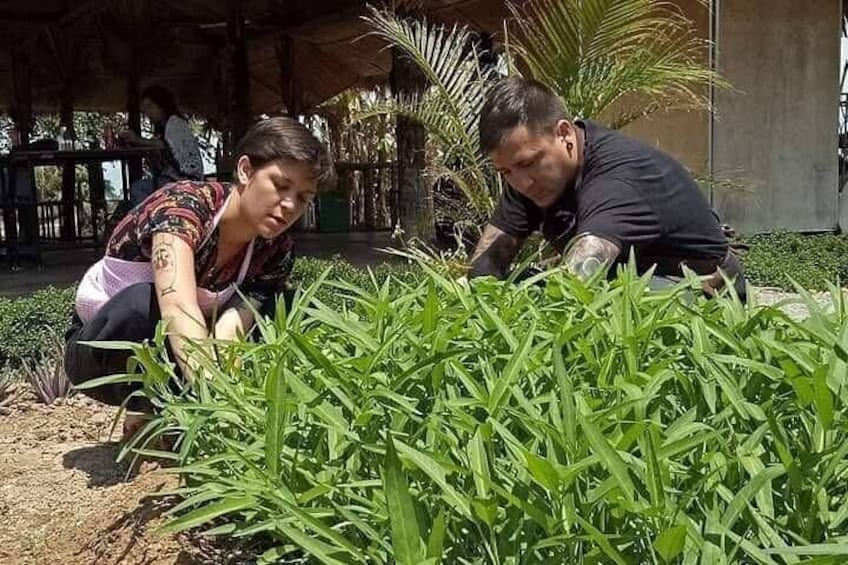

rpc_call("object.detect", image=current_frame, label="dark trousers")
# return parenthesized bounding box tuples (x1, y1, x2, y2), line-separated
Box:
(64, 283, 290, 410)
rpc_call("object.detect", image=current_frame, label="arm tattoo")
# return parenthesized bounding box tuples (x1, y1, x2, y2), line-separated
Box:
(563, 234, 621, 281)
(469, 225, 523, 280)
(152, 234, 178, 296)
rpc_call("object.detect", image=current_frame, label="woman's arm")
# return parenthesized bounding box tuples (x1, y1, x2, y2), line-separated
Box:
(213, 242, 296, 340)
(119, 129, 166, 149)
(151, 231, 208, 377)
(164, 117, 204, 180)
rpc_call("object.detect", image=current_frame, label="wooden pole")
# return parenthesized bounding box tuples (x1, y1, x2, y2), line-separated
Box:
(59, 82, 77, 240)
(126, 65, 143, 185)
(277, 36, 303, 118)
(11, 48, 32, 146)
(228, 1, 250, 145)
(11, 47, 39, 251)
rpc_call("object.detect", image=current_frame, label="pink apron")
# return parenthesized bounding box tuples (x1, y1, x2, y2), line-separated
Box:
(75, 196, 255, 322)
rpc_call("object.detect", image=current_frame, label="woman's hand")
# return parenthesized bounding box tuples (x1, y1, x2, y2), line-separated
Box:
(119, 129, 166, 150)
(118, 129, 143, 145)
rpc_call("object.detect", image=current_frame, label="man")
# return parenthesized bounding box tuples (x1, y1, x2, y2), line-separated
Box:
(469, 76, 745, 300)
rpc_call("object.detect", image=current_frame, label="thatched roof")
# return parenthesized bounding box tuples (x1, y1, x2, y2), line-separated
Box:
(0, 0, 508, 124)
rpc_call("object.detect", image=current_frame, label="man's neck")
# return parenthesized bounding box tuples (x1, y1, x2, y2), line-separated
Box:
(572, 122, 587, 191)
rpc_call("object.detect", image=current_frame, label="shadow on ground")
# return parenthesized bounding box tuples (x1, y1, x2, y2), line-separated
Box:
(62, 442, 132, 488)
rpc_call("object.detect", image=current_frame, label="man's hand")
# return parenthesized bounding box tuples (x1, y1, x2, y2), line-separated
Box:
(469, 224, 525, 280)
(562, 234, 621, 281)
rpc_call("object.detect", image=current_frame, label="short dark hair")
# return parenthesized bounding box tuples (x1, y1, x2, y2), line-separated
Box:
(140, 86, 182, 120)
(235, 117, 335, 190)
(479, 76, 569, 154)
(140, 85, 183, 135)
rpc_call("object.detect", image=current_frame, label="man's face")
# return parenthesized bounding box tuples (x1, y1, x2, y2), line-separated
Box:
(490, 121, 580, 208)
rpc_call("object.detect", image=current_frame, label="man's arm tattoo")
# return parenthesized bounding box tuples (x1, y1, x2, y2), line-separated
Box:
(152, 234, 178, 296)
(563, 234, 621, 281)
(469, 225, 523, 280)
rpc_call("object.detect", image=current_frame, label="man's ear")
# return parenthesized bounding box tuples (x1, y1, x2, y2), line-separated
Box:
(236, 155, 253, 185)
(555, 119, 575, 142)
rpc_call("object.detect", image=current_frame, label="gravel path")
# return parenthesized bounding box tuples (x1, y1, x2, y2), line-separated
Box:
(751, 286, 845, 320)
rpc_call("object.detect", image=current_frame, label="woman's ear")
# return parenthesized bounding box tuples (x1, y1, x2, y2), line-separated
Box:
(236, 155, 253, 186)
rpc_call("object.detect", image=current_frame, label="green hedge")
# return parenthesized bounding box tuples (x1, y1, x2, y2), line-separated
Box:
(0, 286, 76, 366)
(3, 234, 844, 366)
(741, 232, 848, 290)
(0, 258, 420, 365)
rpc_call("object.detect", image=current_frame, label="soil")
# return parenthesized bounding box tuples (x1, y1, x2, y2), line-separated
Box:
(0, 385, 255, 565)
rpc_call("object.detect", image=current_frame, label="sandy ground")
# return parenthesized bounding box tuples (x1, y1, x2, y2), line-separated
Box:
(0, 385, 257, 565)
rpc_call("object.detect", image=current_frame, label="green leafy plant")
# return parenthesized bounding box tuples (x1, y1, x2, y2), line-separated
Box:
(361, 0, 726, 233)
(509, 0, 728, 128)
(23, 337, 72, 405)
(0, 286, 76, 366)
(85, 262, 848, 563)
(742, 232, 848, 291)
(362, 6, 502, 223)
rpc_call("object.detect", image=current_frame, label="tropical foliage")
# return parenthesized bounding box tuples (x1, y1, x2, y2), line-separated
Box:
(362, 0, 724, 231)
(85, 264, 848, 563)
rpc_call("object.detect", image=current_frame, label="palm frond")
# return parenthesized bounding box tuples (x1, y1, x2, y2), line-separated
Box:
(361, 6, 502, 216)
(509, 0, 729, 124)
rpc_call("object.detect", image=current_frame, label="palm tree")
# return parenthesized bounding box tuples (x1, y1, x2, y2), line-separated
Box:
(363, 6, 502, 230)
(363, 0, 726, 235)
(509, 0, 727, 128)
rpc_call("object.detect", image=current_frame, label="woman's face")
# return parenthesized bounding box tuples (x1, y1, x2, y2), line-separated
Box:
(140, 97, 165, 124)
(236, 156, 318, 239)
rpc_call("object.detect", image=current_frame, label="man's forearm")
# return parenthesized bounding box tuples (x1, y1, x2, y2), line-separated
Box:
(562, 234, 621, 281)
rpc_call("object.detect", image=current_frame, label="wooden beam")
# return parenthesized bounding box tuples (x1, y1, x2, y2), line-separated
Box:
(126, 65, 143, 185)
(228, 1, 251, 144)
(276, 36, 303, 117)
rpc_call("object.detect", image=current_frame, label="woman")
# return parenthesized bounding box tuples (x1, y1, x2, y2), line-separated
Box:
(120, 85, 204, 205)
(65, 117, 333, 422)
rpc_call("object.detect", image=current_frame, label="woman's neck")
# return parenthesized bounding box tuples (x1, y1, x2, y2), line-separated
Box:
(218, 187, 256, 246)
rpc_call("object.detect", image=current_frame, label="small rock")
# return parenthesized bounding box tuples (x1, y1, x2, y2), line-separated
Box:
(91, 412, 109, 425)
(0, 407, 10, 416)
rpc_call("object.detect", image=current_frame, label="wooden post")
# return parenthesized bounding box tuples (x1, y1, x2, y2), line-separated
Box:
(11, 47, 39, 251)
(390, 44, 432, 241)
(228, 2, 250, 145)
(126, 67, 143, 185)
(11, 48, 32, 146)
(59, 86, 77, 240)
(363, 165, 375, 230)
(277, 36, 303, 118)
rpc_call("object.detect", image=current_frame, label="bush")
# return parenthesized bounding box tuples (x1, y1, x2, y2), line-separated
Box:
(290, 255, 421, 309)
(742, 232, 848, 290)
(112, 266, 848, 563)
(0, 286, 76, 366)
(0, 259, 418, 366)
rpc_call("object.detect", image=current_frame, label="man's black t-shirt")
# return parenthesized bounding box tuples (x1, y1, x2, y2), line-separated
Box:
(490, 120, 729, 276)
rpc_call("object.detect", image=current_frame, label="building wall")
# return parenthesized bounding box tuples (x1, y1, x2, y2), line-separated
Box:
(712, 0, 841, 232)
(621, 0, 711, 175)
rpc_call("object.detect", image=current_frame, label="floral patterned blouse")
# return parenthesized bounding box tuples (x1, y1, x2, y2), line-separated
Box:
(107, 180, 295, 309)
